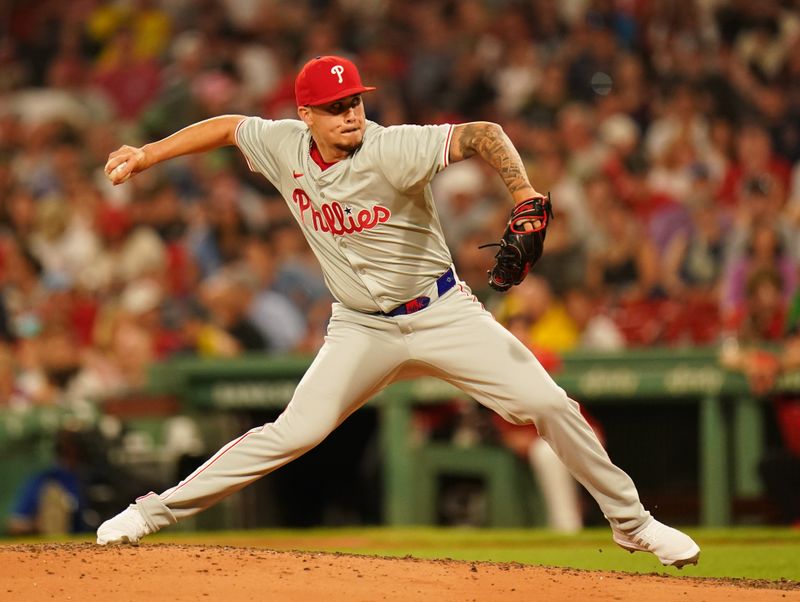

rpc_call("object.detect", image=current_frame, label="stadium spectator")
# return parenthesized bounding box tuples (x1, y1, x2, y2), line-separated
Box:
(90, 27, 162, 122)
(584, 197, 660, 303)
(241, 234, 307, 353)
(196, 267, 268, 353)
(6, 428, 89, 535)
(718, 267, 800, 526)
(717, 121, 792, 209)
(721, 221, 797, 320)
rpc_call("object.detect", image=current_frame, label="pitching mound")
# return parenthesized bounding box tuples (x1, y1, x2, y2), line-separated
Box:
(1, 543, 798, 601)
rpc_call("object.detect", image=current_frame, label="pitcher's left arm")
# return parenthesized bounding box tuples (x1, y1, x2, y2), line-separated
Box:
(449, 121, 542, 205)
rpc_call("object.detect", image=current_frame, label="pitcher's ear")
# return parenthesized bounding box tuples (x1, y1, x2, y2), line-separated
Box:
(297, 106, 312, 126)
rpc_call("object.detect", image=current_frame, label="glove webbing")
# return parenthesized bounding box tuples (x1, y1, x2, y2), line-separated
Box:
(478, 239, 529, 290)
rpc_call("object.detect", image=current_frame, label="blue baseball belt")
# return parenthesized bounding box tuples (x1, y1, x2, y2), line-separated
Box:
(378, 267, 456, 317)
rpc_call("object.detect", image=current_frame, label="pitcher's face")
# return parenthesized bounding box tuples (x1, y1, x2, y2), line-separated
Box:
(299, 94, 366, 156)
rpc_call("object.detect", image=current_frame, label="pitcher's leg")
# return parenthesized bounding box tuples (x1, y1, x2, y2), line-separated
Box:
(409, 291, 698, 566)
(132, 315, 407, 532)
(408, 291, 649, 532)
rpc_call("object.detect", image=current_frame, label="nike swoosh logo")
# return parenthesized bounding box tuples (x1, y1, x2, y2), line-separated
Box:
(293, 171, 303, 178)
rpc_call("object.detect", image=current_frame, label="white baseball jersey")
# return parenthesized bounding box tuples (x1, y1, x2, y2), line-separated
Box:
(235, 118, 455, 313)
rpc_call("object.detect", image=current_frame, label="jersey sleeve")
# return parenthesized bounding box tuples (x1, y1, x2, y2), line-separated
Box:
(374, 123, 454, 192)
(234, 117, 300, 183)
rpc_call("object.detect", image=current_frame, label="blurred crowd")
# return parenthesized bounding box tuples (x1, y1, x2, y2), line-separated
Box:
(1, 0, 800, 412)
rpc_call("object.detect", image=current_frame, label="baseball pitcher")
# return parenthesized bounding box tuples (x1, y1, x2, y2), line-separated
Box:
(97, 56, 699, 568)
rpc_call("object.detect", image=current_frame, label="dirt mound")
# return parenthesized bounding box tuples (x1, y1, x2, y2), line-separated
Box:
(1, 543, 798, 601)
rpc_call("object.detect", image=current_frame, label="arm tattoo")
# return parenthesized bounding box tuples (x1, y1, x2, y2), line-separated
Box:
(458, 123, 531, 195)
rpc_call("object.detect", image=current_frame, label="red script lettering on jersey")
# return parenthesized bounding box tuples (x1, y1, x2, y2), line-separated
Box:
(292, 188, 391, 235)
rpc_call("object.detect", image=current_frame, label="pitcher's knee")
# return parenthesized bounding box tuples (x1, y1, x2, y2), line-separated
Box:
(524, 389, 573, 422)
(266, 418, 335, 454)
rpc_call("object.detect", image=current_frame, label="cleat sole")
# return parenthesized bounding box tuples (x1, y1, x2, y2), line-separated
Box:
(615, 542, 700, 568)
(668, 552, 700, 568)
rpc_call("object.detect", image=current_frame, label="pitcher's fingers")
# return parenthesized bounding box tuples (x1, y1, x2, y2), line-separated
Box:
(520, 219, 542, 232)
(108, 161, 131, 184)
(105, 155, 128, 175)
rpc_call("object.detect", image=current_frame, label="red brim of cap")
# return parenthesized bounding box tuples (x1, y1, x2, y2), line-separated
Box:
(301, 85, 377, 107)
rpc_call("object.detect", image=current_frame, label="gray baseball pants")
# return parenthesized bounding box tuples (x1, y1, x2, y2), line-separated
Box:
(136, 284, 650, 533)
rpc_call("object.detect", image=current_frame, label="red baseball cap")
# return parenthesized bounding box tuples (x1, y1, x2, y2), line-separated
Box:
(295, 55, 376, 106)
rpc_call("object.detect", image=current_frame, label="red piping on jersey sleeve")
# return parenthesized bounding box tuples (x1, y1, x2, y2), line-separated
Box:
(234, 117, 257, 172)
(443, 124, 454, 168)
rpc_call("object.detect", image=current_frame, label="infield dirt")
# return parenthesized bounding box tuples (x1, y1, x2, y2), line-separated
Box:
(1, 543, 798, 601)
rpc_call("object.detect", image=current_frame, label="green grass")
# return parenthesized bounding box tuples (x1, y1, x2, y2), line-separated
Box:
(4, 527, 799, 582)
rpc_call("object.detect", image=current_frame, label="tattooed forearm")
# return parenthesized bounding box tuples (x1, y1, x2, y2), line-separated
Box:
(455, 122, 532, 196)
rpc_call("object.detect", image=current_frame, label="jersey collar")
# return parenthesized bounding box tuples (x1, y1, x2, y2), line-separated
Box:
(309, 140, 339, 171)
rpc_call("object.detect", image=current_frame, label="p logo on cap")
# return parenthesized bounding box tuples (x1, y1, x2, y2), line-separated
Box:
(295, 55, 377, 106)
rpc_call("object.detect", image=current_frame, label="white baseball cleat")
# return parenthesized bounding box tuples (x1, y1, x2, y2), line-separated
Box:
(612, 518, 700, 568)
(96, 504, 152, 545)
